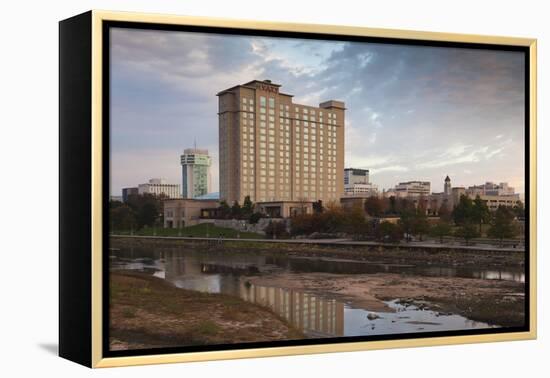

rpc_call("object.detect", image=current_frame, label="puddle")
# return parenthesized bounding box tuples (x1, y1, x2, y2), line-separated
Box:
(110, 246, 505, 337)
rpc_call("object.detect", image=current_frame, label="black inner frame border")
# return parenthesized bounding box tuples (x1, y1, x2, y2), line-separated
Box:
(101, 19, 531, 359)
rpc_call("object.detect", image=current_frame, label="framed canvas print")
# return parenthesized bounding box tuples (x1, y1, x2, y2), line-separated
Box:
(59, 10, 537, 368)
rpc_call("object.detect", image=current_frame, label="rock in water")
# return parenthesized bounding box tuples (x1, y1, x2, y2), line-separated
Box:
(367, 313, 380, 320)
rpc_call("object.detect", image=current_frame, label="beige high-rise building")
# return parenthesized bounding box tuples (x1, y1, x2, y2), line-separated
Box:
(217, 80, 345, 205)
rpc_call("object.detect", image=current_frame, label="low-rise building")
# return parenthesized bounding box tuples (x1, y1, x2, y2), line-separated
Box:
(428, 176, 520, 214)
(138, 178, 181, 199)
(393, 181, 431, 197)
(343, 168, 379, 197)
(340, 196, 369, 211)
(344, 183, 379, 197)
(344, 168, 369, 185)
(121, 187, 138, 202)
(466, 182, 516, 197)
(163, 198, 219, 228)
(476, 194, 521, 211)
(256, 201, 313, 218)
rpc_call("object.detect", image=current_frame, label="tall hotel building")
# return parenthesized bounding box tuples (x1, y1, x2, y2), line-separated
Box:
(217, 80, 345, 204)
(180, 148, 212, 198)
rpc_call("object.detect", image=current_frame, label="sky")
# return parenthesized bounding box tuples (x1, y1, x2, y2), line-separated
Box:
(110, 27, 525, 196)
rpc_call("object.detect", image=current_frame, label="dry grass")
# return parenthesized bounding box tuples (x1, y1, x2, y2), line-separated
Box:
(109, 271, 303, 351)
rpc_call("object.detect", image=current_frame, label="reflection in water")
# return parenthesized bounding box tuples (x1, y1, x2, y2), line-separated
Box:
(110, 246, 514, 337)
(268, 256, 525, 283)
(241, 283, 344, 337)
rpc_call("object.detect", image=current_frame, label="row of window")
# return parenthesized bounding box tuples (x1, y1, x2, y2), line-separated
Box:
(245, 128, 336, 143)
(242, 97, 255, 106)
(243, 96, 338, 120)
(242, 116, 338, 133)
(241, 187, 337, 197)
(239, 193, 339, 203)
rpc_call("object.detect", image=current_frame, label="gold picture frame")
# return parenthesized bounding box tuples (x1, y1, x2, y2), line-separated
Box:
(59, 10, 537, 368)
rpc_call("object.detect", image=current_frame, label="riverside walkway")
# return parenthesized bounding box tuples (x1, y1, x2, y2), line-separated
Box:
(111, 234, 525, 253)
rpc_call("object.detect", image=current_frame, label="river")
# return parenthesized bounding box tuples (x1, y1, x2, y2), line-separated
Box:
(110, 245, 524, 338)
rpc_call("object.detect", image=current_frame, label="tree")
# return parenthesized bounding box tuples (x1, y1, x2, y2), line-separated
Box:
(438, 202, 452, 222)
(397, 197, 415, 214)
(109, 199, 124, 209)
(388, 196, 397, 215)
(231, 201, 242, 219)
(512, 200, 525, 219)
(399, 208, 429, 241)
(218, 200, 231, 219)
(417, 195, 428, 215)
(125, 193, 163, 229)
(289, 213, 313, 236)
(412, 210, 430, 241)
(454, 222, 480, 245)
(312, 200, 324, 214)
(472, 195, 491, 234)
(452, 195, 474, 226)
(323, 206, 348, 234)
(488, 206, 518, 245)
(398, 209, 416, 242)
(109, 204, 136, 232)
(344, 206, 368, 237)
(139, 202, 159, 229)
(364, 196, 384, 217)
(242, 196, 254, 218)
(264, 221, 288, 239)
(249, 212, 262, 224)
(375, 221, 401, 243)
(429, 221, 452, 243)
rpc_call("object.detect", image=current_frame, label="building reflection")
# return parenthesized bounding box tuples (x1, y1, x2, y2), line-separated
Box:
(162, 251, 345, 337)
(239, 282, 344, 338)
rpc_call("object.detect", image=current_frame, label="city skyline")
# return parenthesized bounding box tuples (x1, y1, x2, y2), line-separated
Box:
(110, 28, 525, 196)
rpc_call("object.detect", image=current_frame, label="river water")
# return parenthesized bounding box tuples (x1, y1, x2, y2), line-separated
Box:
(110, 246, 524, 338)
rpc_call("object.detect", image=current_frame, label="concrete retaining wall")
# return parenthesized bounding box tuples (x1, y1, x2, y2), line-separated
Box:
(198, 218, 289, 234)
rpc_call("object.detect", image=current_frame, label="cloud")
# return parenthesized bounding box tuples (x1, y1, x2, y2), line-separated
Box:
(109, 27, 526, 196)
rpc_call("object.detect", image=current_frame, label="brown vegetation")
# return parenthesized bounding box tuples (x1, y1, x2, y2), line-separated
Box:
(109, 271, 303, 351)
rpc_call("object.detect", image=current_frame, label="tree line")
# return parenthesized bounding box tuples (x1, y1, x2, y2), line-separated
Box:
(287, 195, 523, 244)
(110, 192, 523, 244)
(216, 196, 265, 224)
(109, 193, 164, 232)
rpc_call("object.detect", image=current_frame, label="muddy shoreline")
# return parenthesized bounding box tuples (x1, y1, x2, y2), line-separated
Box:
(110, 271, 303, 351)
(244, 272, 525, 327)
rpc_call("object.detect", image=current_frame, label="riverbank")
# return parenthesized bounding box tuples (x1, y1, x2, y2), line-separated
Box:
(111, 234, 524, 253)
(244, 272, 525, 327)
(110, 236, 525, 269)
(109, 271, 303, 351)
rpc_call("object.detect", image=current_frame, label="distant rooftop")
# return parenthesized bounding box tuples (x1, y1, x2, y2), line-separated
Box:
(183, 148, 209, 155)
(217, 80, 345, 109)
(195, 192, 220, 200)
